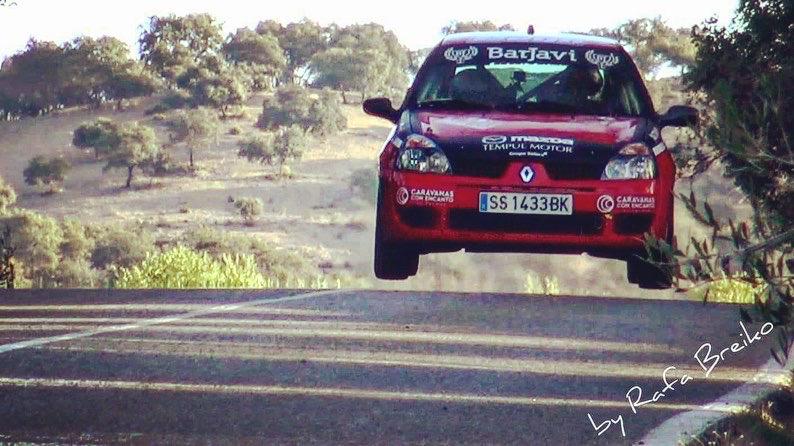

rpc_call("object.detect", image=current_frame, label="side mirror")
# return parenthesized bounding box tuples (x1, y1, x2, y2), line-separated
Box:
(363, 97, 400, 123)
(659, 105, 698, 128)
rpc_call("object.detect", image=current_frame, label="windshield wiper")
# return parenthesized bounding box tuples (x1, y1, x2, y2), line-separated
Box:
(416, 99, 491, 110)
(509, 101, 580, 114)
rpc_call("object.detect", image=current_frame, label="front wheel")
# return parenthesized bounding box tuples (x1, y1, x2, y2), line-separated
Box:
(374, 183, 419, 280)
(626, 250, 673, 290)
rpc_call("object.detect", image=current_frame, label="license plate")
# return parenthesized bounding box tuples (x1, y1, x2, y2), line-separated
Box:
(479, 192, 573, 215)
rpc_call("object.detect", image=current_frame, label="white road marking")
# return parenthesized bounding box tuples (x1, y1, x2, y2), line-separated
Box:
(0, 290, 340, 355)
(0, 318, 472, 334)
(42, 340, 761, 382)
(635, 353, 794, 445)
(0, 304, 350, 317)
(0, 376, 707, 411)
(0, 323, 680, 354)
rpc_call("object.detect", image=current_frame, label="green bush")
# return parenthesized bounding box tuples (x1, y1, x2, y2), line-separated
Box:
(0, 175, 16, 215)
(237, 134, 275, 165)
(91, 226, 156, 269)
(312, 89, 348, 136)
(113, 246, 268, 288)
(0, 227, 14, 289)
(55, 258, 102, 288)
(73, 118, 121, 158)
(272, 126, 306, 167)
(233, 197, 264, 224)
(145, 90, 192, 115)
(60, 219, 95, 261)
(257, 85, 347, 136)
(150, 151, 187, 176)
(689, 278, 767, 304)
(183, 226, 313, 282)
(0, 210, 64, 286)
(228, 125, 243, 135)
(163, 107, 220, 168)
(23, 156, 70, 194)
(237, 128, 305, 169)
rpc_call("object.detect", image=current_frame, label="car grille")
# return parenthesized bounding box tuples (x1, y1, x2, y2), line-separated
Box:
(614, 214, 654, 235)
(450, 158, 509, 178)
(449, 210, 604, 235)
(449, 159, 607, 180)
(544, 163, 606, 181)
(397, 207, 436, 229)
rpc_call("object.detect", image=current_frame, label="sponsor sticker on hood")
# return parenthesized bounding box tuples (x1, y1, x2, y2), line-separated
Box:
(481, 135, 575, 158)
(397, 188, 455, 205)
(616, 196, 655, 210)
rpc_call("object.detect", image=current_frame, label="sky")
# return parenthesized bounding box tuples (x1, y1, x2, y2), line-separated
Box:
(0, 0, 738, 59)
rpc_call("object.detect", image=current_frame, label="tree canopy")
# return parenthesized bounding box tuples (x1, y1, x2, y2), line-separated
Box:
(590, 17, 696, 77)
(224, 27, 286, 90)
(164, 108, 220, 168)
(656, 0, 793, 363)
(256, 19, 328, 84)
(0, 175, 16, 215)
(139, 14, 225, 83)
(441, 21, 515, 34)
(257, 85, 346, 136)
(103, 123, 160, 188)
(74, 119, 159, 187)
(23, 156, 69, 193)
(0, 37, 157, 118)
(311, 23, 410, 103)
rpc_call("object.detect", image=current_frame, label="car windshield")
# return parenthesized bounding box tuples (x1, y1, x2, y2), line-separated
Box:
(413, 44, 651, 117)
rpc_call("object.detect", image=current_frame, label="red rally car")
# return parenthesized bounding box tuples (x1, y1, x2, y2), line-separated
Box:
(363, 31, 697, 289)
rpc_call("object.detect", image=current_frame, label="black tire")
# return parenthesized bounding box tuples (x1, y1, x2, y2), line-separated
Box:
(627, 217, 675, 289)
(626, 251, 672, 290)
(374, 183, 419, 280)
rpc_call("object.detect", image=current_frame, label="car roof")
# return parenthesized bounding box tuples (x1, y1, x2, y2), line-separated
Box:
(440, 31, 622, 50)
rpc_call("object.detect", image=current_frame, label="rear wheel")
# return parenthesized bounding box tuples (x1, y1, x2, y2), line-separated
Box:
(374, 183, 419, 280)
(627, 236, 674, 290)
(627, 253, 672, 289)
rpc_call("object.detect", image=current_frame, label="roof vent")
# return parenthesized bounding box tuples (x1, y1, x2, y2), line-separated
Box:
(527, 25, 535, 35)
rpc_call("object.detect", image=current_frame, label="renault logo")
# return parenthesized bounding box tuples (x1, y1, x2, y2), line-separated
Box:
(520, 166, 535, 183)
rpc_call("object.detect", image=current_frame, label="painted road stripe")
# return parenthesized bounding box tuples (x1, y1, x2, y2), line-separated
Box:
(0, 376, 713, 412)
(0, 318, 470, 334)
(0, 304, 350, 317)
(0, 323, 681, 354)
(42, 341, 761, 383)
(0, 290, 340, 355)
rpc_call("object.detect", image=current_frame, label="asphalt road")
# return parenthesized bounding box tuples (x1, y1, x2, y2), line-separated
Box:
(0, 289, 777, 445)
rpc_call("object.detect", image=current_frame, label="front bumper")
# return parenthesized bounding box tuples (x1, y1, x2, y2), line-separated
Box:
(380, 162, 673, 257)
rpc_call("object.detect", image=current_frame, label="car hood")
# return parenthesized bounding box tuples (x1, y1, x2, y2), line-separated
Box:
(412, 110, 648, 163)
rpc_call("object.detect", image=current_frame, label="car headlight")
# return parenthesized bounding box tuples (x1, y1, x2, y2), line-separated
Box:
(396, 134, 451, 174)
(601, 143, 656, 180)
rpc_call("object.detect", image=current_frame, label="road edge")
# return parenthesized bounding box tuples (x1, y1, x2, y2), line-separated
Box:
(635, 347, 794, 446)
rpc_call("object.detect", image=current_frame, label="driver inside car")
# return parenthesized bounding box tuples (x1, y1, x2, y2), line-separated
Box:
(450, 67, 512, 107)
(543, 65, 605, 108)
